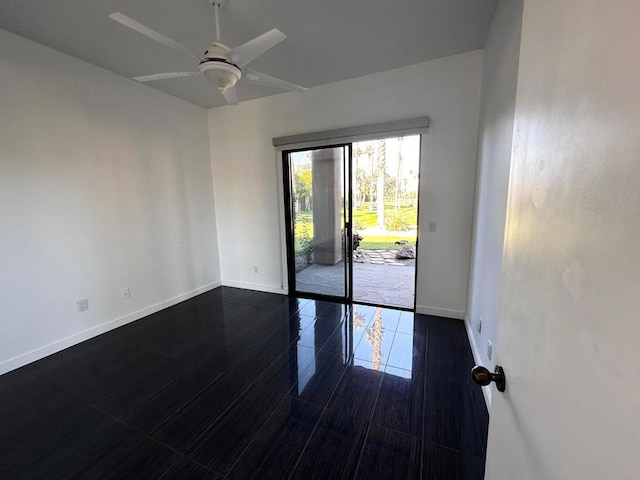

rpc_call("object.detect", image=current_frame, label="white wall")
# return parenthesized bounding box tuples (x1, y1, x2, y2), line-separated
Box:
(466, 0, 523, 405)
(486, 0, 640, 478)
(208, 51, 483, 317)
(0, 29, 220, 374)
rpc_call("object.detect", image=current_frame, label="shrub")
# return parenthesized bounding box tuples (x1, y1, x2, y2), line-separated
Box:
(353, 231, 363, 250)
(384, 211, 412, 231)
(298, 224, 313, 264)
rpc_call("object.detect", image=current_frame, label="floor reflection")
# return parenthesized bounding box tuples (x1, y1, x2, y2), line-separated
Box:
(294, 301, 422, 398)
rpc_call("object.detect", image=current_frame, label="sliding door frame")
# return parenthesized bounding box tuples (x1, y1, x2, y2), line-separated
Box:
(274, 117, 429, 307)
(281, 143, 353, 303)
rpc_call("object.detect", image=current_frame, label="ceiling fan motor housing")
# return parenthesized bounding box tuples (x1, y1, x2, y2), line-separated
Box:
(202, 41, 232, 61)
(199, 41, 242, 90)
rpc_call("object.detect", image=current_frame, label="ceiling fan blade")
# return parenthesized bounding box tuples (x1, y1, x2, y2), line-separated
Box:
(221, 86, 238, 105)
(228, 29, 287, 68)
(243, 69, 308, 93)
(109, 12, 201, 61)
(133, 72, 200, 83)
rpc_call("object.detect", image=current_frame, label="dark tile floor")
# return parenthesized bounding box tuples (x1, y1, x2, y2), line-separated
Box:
(0, 287, 488, 479)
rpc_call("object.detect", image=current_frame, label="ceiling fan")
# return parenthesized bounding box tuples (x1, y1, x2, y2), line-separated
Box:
(109, 0, 307, 105)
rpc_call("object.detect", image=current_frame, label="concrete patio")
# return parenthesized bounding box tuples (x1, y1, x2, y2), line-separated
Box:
(295, 249, 416, 309)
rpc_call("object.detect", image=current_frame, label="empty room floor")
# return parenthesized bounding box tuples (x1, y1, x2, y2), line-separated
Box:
(0, 287, 488, 479)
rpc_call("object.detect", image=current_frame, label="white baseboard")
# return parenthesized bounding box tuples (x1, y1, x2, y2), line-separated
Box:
(0, 281, 221, 376)
(415, 305, 465, 319)
(464, 315, 492, 409)
(222, 280, 288, 296)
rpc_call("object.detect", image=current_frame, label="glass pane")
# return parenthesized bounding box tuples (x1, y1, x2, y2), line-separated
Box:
(290, 147, 347, 297)
(351, 135, 420, 309)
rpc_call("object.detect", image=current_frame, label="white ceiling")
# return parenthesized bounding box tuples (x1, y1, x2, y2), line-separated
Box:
(0, 0, 498, 108)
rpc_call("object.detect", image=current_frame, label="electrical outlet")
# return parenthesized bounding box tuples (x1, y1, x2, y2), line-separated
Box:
(477, 317, 482, 334)
(487, 340, 493, 361)
(122, 288, 131, 300)
(77, 299, 89, 312)
(428, 221, 437, 232)
(253, 266, 259, 274)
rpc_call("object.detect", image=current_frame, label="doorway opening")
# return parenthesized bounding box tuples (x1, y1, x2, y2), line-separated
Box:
(281, 129, 423, 311)
(351, 136, 420, 309)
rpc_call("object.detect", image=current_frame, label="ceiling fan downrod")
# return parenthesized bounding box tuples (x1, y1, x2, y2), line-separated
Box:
(213, 2, 221, 42)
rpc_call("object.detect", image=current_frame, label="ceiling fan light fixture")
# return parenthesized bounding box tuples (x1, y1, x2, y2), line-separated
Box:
(199, 62, 242, 90)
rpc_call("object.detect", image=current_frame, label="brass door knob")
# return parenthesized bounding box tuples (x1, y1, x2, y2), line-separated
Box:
(471, 365, 506, 392)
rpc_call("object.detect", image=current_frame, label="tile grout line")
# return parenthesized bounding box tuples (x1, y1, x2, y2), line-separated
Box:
(421, 311, 430, 480)
(20, 366, 224, 478)
(351, 345, 389, 479)
(220, 393, 309, 479)
(285, 406, 333, 480)
(176, 324, 309, 464)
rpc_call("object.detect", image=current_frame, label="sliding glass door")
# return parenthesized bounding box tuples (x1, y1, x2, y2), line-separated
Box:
(283, 145, 352, 301)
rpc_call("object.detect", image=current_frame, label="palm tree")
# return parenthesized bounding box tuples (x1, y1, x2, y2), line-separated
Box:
(376, 139, 386, 228)
(366, 144, 376, 212)
(394, 137, 404, 210)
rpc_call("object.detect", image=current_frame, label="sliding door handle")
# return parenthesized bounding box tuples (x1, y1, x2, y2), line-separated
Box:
(471, 365, 506, 392)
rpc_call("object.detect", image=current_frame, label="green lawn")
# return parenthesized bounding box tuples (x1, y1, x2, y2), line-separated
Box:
(295, 235, 414, 251)
(352, 201, 417, 230)
(294, 201, 417, 251)
(359, 235, 415, 250)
